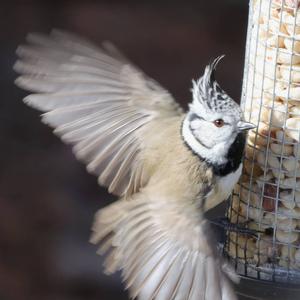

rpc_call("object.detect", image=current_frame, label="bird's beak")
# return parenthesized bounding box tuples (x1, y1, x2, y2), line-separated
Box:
(237, 121, 256, 131)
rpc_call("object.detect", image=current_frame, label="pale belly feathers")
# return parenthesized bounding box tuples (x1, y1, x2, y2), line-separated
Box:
(204, 163, 242, 211)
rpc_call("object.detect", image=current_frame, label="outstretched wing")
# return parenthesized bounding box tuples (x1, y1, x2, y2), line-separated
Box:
(91, 195, 238, 300)
(14, 30, 183, 197)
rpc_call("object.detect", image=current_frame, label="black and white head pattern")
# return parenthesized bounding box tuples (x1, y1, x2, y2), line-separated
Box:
(182, 56, 250, 170)
(191, 56, 241, 117)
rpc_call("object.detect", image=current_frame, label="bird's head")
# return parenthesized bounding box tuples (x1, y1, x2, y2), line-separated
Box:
(182, 56, 255, 165)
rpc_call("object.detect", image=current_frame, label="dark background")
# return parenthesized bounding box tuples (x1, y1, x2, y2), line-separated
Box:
(0, 1, 248, 299)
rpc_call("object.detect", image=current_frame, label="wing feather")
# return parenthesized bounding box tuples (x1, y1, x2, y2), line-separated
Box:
(15, 60, 126, 82)
(153, 249, 186, 300)
(205, 257, 222, 300)
(172, 253, 196, 300)
(17, 75, 125, 94)
(91, 197, 238, 300)
(15, 29, 183, 196)
(135, 247, 181, 300)
(188, 256, 206, 300)
(57, 107, 136, 140)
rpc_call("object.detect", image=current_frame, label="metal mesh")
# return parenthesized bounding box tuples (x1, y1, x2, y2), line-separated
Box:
(225, 0, 300, 283)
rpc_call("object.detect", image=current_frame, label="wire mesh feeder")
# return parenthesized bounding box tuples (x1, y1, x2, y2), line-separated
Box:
(225, 0, 300, 285)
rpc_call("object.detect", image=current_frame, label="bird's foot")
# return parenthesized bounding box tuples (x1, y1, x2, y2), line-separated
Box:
(209, 217, 265, 237)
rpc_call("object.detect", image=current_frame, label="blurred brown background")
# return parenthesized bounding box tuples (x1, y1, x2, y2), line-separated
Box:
(0, 0, 248, 299)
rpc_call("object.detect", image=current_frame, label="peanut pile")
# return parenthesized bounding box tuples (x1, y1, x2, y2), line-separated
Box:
(228, 0, 300, 272)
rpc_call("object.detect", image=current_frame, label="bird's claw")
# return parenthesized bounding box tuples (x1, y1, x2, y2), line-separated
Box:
(209, 217, 265, 237)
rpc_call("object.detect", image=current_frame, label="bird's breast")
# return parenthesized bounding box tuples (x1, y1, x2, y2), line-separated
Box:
(204, 163, 242, 212)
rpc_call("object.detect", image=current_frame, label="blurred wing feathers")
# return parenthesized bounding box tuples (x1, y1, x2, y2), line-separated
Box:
(14, 30, 183, 196)
(91, 198, 238, 300)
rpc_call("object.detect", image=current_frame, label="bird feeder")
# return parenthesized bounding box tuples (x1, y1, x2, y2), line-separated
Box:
(225, 0, 300, 297)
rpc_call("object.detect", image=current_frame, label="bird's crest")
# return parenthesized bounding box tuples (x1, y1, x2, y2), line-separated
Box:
(191, 56, 240, 115)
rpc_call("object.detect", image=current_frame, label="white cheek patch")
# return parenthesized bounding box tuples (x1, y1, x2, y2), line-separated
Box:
(190, 119, 202, 130)
(182, 118, 227, 164)
(193, 130, 204, 144)
(191, 120, 215, 147)
(182, 116, 234, 166)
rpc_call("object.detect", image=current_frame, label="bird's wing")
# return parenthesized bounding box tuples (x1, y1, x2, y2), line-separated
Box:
(14, 30, 183, 197)
(91, 195, 239, 300)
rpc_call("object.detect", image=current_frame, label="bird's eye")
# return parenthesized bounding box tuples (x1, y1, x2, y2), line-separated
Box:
(213, 119, 224, 127)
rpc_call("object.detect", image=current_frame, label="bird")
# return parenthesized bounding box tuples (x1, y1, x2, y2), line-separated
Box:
(14, 30, 255, 300)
